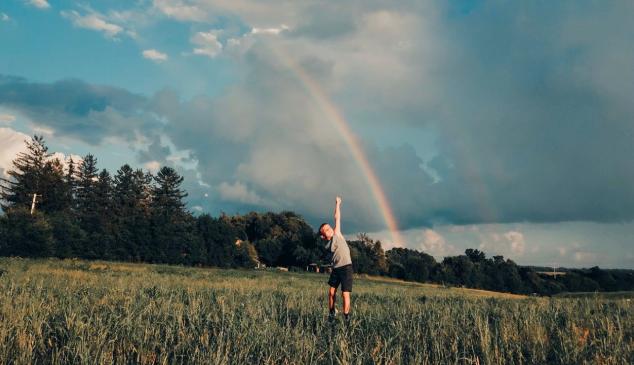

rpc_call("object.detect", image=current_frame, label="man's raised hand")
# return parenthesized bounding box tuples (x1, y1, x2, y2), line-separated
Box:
(334, 196, 342, 235)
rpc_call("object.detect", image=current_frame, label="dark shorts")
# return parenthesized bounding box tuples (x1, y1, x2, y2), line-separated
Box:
(328, 264, 353, 292)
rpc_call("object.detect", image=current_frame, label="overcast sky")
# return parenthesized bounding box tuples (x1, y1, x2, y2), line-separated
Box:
(1, 0, 633, 268)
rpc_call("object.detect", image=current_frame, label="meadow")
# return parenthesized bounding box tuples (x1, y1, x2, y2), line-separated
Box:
(0, 258, 631, 364)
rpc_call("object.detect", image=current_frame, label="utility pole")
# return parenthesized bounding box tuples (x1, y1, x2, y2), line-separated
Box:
(30, 193, 38, 215)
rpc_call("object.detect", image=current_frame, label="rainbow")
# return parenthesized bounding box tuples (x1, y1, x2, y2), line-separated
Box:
(272, 46, 405, 247)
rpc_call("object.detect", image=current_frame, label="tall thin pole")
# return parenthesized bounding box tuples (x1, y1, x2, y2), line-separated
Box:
(30, 193, 37, 215)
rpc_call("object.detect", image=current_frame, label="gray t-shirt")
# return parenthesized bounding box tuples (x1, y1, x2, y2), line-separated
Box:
(326, 233, 352, 268)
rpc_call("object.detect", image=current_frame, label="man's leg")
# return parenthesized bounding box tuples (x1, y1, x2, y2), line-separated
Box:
(340, 265, 353, 324)
(328, 286, 337, 312)
(341, 291, 350, 314)
(328, 286, 337, 322)
(342, 291, 351, 315)
(342, 291, 351, 326)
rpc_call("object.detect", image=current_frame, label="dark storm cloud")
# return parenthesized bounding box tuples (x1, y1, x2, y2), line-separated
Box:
(411, 1, 634, 226)
(335, 1, 634, 230)
(0, 75, 158, 144)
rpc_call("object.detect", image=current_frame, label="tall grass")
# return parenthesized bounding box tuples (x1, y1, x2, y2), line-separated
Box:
(0, 258, 631, 364)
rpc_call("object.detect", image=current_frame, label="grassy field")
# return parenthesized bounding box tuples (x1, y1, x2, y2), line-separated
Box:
(0, 258, 632, 364)
(554, 291, 634, 299)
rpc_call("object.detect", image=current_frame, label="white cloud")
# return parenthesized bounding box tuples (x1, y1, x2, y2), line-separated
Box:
(154, 0, 206, 22)
(504, 231, 526, 255)
(479, 230, 527, 258)
(31, 125, 54, 136)
(144, 160, 161, 172)
(49, 152, 84, 172)
(0, 114, 16, 124)
(142, 49, 168, 62)
(416, 229, 458, 258)
(218, 181, 263, 205)
(0, 128, 29, 177)
(61, 10, 124, 39)
(251, 24, 289, 35)
(191, 31, 223, 58)
(28, 0, 50, 9)
(1, 13, 10, 21)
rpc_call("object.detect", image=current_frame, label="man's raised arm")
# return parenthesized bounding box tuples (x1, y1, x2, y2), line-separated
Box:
(334, 196, 342, 235)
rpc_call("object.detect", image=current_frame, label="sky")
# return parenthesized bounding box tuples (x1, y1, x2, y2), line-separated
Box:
(1, 0, 633, 268)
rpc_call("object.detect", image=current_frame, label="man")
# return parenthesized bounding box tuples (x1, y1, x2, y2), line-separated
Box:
(319, 196, 353, 323)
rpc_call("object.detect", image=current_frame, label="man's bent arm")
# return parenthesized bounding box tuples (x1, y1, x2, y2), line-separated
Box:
(334, 196, 342, 235)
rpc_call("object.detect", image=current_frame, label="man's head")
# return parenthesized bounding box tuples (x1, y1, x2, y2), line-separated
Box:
(319, 223, 334, 241)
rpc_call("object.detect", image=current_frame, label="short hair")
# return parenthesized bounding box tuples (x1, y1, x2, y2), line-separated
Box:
(318, 222, 329, 233)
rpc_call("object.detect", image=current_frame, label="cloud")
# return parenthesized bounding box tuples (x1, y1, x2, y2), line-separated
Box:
(416, 229, 458, 259)
(49, 151, 84, 170)
(31, 125, 54, 136)
(0, 127, 29, 177)
(3, 1, 634, 240)
(28, 0, 50, 9)
(191, 31, 223, 58)
(251, 25, 289, 36)
(1, 13, 10, 21)
(154, 0, 206, 22)
(0, 114, 15, 124)
(0, 126, 83, 179)
(0, 75, 159, 144)
(504, 231, 526, 255)
(142, 49, 168, 62)
(60, 10, 125, 39)
(143, 160, 161, 172)
(479, 230, 526, 258)
(218, 181, 263, 205)
(288, 5, 356, 40)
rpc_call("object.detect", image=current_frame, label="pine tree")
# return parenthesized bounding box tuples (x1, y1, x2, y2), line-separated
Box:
(112, 165, 152, 261)
(90, 169, 114, 258)
(150, 166, 199, 264)
(151, 166, 187, 218)
(38, 158, 71, 213)
(95, 169, 113, 226)
(75, 154, 99, 233)
(65, 157, 77, 212)
(0, 135, 50, 211)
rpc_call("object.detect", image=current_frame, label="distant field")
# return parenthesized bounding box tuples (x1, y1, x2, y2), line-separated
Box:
(0, 258, 632, 364)
(554, 291, 634, 299)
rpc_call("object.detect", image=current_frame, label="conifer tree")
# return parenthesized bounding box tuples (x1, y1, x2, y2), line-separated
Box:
(65, 157, 77, 211)
(0, 135, 50, 211)
(150, 166, 201, 264)
(38, 157, 70, 213)
(88, 168, 114, 258)
(112, 165, 153, 261)
(152, 166, 187, 219)
(75, 154, 100, 233)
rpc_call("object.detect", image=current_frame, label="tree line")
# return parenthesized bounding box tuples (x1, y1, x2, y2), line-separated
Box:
(1, 136, 632, 295)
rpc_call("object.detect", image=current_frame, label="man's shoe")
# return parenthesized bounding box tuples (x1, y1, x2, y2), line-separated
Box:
(344, 313, 351, 327)
(328, 310, 336, 323)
